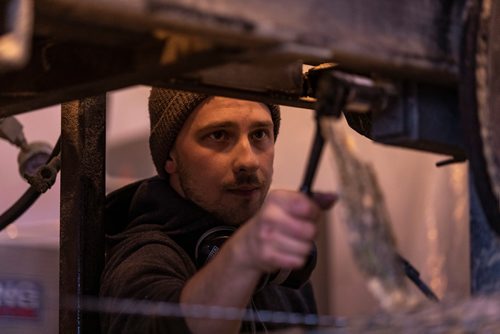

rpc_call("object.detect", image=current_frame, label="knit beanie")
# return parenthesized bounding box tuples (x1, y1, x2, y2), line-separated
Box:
(149, 88, 281, 178)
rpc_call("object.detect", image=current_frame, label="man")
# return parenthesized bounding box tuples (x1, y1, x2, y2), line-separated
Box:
(100, 88, 336, 333)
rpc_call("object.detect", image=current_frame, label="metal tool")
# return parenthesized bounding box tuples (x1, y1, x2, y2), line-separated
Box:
(300, 67, 392, 195)
(299, 68, 439, 303)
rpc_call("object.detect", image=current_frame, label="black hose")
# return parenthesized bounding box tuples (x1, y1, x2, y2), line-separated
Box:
(0, 135, 61, 231)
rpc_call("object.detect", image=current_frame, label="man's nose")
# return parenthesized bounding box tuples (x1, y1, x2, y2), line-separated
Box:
(232, 137, 259, 173)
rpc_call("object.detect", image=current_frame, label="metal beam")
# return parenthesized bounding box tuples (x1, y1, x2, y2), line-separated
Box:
(0, 36, 312, 117)
(1, 0, 472, 118)
(34, 0, 467, 81)
(0, 37, 251, 117)
(60, 95, 106, 334)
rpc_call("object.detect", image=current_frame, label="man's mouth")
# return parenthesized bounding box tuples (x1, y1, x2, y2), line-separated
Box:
(225, 185, 260, 197)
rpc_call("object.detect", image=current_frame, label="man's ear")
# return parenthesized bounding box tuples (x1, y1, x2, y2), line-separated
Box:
(165, 155, 177, 174)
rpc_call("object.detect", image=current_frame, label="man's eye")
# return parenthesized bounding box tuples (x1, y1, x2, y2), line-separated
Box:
(208, 130, 227, 141)
(252, 130, 268, 140)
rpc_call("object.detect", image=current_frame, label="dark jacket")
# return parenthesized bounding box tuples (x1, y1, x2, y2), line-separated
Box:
(100, 177, 317, 333)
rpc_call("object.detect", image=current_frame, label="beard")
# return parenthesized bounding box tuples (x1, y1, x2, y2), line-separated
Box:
(176, 160, 270, 225)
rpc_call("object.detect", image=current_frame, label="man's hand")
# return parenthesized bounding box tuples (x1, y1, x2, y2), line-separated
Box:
(230, 190, 337, 274)
(180, 189, 336, 334)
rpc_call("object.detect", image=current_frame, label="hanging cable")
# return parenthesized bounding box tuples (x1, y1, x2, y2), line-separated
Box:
(0, 135, 61, 231)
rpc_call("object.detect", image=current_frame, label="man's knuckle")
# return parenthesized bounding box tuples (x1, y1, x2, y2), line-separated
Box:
(287, 257, 303, 269)
(260, 248, 273, 263)
(304, 223, 316, 239)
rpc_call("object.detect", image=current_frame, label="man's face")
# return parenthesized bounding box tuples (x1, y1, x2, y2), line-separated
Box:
(166, 97, 275, 225)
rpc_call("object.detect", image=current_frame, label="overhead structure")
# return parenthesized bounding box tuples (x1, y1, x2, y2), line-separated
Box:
(1, 0, 499, 332)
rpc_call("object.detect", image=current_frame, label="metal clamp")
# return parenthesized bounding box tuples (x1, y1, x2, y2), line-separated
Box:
(300, 66, 397, 194)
